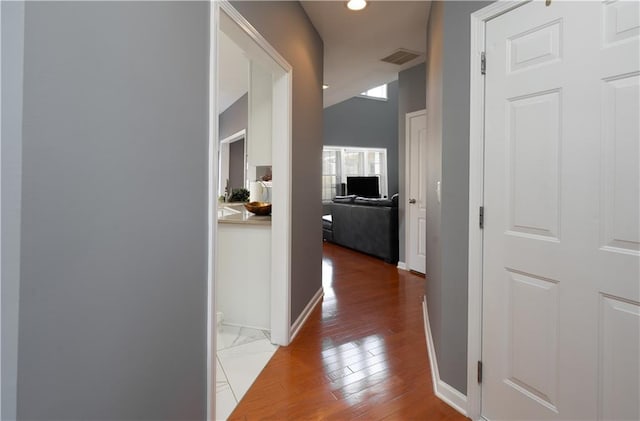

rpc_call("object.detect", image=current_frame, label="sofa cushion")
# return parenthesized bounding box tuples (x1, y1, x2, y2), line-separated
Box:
(354, 197, 395, 207)
(333, 195, 356, 204)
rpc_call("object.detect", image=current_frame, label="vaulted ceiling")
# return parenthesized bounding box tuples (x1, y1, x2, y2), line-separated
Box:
(301, 1, 430, 108)
(218, 1, 430, 113)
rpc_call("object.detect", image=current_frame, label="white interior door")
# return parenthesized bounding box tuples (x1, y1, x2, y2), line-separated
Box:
(482, 1, 639, 420)
(407, 110, 427, 274)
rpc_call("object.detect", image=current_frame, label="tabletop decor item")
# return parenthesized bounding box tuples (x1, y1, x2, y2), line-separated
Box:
(244, 201, 272, 216)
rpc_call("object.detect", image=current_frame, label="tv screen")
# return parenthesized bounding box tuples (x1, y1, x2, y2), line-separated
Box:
(347, 176, 380, 198)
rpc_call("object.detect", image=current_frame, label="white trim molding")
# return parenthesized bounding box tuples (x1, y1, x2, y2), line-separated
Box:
(396, 261, 408, 271)
(269, 50, 293, 347)
(289, 288, 324, 343)
(219, 129, 246, 145)
(206, 3, 219, 420)
(467, 2, 530, 421)
(219, 2, 291, 73)
(423, 297, 468, 416)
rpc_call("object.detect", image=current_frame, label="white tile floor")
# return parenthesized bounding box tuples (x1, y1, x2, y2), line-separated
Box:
(216, 325, 278, 421)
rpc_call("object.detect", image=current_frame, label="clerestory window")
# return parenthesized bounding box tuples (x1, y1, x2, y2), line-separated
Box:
(359, 84, 388, 100)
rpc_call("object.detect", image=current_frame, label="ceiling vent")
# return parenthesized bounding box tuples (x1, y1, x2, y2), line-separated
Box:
(380, 49, 421, 65)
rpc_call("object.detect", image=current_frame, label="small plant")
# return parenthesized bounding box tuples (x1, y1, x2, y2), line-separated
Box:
(229, 187, 250, 202)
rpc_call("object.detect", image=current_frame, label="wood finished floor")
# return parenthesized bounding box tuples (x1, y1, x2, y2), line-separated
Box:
(229, 242, 468, 420)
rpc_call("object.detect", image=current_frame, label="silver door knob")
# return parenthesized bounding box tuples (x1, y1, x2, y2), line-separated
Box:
(409, 198, 416, 204)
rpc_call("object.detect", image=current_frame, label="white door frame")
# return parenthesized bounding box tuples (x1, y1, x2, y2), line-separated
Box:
(207, 1, 293, 419)
(467, 1, 529, 420)
(404, 109, 426, 273)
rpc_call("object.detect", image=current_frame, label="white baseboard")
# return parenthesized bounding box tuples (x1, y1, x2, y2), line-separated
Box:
(422, 297, 468, 416)
(397, 261, 408, 271)
(289, 287, 323, 342)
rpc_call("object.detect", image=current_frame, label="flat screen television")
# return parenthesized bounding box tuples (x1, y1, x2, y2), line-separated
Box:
(347, 176, 380, 198)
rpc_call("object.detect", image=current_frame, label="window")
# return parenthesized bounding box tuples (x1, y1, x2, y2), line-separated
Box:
(322, 146, 388, 201)
(360, 84, 387, 100)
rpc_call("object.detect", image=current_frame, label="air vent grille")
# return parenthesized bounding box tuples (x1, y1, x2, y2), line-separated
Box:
(380, 49, 421, 65)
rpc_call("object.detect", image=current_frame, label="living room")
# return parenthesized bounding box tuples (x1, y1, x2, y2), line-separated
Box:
(321, 63, 426, 268)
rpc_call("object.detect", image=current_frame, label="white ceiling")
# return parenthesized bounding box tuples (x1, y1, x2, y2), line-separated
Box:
(301, 1, 430, 108)
(219, 31, 249, 113)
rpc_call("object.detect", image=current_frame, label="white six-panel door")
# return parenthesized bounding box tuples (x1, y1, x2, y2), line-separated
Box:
(407, 110, 427, 274)
(482, 1, 639, 419)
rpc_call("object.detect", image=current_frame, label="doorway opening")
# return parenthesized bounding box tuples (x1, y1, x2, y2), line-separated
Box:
(208, 1, 293, 418)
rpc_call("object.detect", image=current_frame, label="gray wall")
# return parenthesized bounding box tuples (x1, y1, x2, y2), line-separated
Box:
(425, 0, 445, 391)
(397, 63, 426, 263)
(424, 0, 492, 395)
(323, 81, 399, 197)
(231, 1, 323, 324)
(1, 2, 25, 420)
(229, 138, 245, 190)
(17, 2, 209, 419)
(219, 93, 247, 141)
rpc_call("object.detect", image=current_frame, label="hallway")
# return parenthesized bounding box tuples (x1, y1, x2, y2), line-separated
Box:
(228, 243, 467, 420)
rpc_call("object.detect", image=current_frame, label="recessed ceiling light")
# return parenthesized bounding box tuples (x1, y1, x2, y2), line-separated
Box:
(346, 0, 367, 11)
(322, 84, 329, 90)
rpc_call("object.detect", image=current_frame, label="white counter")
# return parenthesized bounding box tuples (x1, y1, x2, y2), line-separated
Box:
(217, 203, 271, 226)
(216, 217, 271, 330)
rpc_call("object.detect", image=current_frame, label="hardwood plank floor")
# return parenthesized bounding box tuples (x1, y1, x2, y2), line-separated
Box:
(228, 242, 468, 420)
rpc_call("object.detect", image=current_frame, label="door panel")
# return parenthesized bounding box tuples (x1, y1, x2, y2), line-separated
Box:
(603, 0, 639, 45)
(482, 1, 639, 420)
(506, 270, 559, 411)
(600, 295, 640, 420)
(507, 89, 561, 240)
(601, 74, 640, 253)
(508, 19, 562, 73)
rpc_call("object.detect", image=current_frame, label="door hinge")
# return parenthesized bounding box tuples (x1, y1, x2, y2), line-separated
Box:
(481, 52, 486, 75)
(479, 206, 484, 229)
(478, 360, 483, 383)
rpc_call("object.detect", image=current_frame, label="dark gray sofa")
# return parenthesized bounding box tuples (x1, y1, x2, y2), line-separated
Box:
(324, 194, 399, 263)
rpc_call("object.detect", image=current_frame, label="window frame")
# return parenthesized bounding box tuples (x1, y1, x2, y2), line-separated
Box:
(322, 145, 389, 202)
